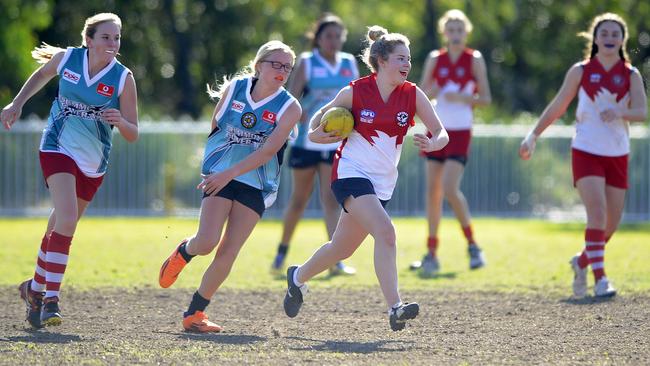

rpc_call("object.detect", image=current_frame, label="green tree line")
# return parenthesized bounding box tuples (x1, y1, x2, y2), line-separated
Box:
(1, 0, 648, 121)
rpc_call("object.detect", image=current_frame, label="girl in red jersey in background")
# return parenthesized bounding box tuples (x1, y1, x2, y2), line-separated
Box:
(282, 26, 448, 331)
(520, 13, 647, 298)
(411, 9, 492, 276)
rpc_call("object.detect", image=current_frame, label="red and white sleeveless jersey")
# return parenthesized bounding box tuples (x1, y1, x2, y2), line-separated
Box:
(574, 58, 633, 156)
(431, 48, 476, 130)
(332, 74, 416, 200)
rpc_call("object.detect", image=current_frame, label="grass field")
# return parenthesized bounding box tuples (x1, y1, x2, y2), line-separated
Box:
(1, 217, 649, 293)
(2, 217, 650, 365)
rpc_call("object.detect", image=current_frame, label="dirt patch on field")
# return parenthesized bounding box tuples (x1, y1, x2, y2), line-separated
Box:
(1, 286, 648, 365)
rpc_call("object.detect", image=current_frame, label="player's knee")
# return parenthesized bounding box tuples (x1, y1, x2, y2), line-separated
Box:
(54, 216, 77, 234)
(443, 186, 461, 201)
(372, 224, 396, 247)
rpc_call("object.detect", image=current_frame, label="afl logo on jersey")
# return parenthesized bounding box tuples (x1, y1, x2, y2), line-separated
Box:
(96, 83, 114, 97)
(231, 100, 245, 113)
(396, 111, 409, 127)
(590, 74, 602, 83)
(241, 112, 257, 129)
(612, 74, 624, 86)
(62, 69, 80, 84)
(439, 67, 449, 78)
(456, 67, 466, 78)
(360, 109, 375, 123)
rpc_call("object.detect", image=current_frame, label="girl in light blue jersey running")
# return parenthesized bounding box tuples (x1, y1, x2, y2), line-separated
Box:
(1, 13, 138, 329)
(272, 13, 359, 276)
(158, 40, 301, 333)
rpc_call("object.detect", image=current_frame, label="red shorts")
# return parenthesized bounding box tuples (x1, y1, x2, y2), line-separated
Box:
(39, 151, 104, 201)
(571, 148, 628, 189)
(422, 129, 471, 165)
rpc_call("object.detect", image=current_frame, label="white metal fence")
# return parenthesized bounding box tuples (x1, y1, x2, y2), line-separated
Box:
(1, 121, 648, 221)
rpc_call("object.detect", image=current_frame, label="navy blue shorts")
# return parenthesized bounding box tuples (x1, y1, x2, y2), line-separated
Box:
(202, 180, 265, 217)
(331, 178, 389, 213)
(288, 146, 336, 168)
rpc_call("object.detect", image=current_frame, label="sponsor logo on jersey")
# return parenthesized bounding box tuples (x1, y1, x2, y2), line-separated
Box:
(341, 68, 353, 77)
(62, 69, 81, 84)
(360, 109, 375, 123)
(231, 100, 245, 113)
(590, 73, 602, 83)
(439, 67, 449, 78)
(396, 111, 409, 127)
(241, 112, 257, 129)
(313, 67, 328, 78)
(456, 67, 465, 78)
(96, 83, 114, 97)
(262, 110, 276, 124)
(612, 74, 624, 86)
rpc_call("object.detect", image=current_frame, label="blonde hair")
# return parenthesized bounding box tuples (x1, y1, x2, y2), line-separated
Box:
(208, 40, 296, 99)
(579, 13, 629, 61)
(437, 9, 473, 35)
(31, 13, 122, 64)
(360, 25, 410, 73)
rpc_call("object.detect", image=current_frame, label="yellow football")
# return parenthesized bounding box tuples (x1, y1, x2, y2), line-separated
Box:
(321, 107, 354, 138)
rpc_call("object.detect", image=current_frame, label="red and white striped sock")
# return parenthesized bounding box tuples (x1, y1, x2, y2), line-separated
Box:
(462, 225, 475, 245)
(577, 234, 611, 269)
(31, 233, 50, 293)
(585, 228, 606, 282)
(45, 231, 73, 299)
(427, 237, 438, 257)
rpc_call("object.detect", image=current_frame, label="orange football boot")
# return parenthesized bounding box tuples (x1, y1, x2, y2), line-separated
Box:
(159, 240, 189, 288)
(182, 311, 223, 333)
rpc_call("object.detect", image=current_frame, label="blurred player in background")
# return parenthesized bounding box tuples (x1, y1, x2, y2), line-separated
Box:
(411, 9, 491, 276)
(271, 13, 359, 277)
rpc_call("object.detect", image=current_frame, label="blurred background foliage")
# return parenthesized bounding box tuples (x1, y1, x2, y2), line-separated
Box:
(1, 0, 649, 122)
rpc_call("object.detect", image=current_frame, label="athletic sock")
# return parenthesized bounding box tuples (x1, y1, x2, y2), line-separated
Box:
(577, 234, 611, 269)
(462, 225, 475, 245)
(185, 291, 210, 317)
(293, 266, 304, 287)
(178, 241, 195, 263)
(45, 231, 73, 299)
(427, 237, 438, 257)
(276, 243, 289, 256)
(585, 228, 606, 282)
(32, 233, 50, 292)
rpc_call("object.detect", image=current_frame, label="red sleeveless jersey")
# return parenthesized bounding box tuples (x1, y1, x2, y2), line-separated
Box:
(331, 74, 416, 200)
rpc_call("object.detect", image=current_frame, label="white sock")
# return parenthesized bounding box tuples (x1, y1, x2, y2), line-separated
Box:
(293, 266, 304, 287)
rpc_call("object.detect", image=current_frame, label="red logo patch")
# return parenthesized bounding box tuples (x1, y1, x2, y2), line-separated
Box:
(97, 83, 114, 97)
(341, 68, 352, 77)
(262, 110, 276, 124)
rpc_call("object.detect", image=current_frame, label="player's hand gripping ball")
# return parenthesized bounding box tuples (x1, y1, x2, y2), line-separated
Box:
(321, 107, 354, 138)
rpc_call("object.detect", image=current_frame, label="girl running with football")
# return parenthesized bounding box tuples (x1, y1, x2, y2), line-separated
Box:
(411, 9, 492, 276)
(1, 13, 138, 328)
(282, 26, 449, 331)
(271, 13, 359, 276)
(158, 40, 301, 332)
(519, 13, 647, 298)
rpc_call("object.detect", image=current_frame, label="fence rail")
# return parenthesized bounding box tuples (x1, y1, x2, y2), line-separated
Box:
(1, 121, 648, 221)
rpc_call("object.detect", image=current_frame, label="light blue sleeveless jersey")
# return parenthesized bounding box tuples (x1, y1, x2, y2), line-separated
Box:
(202, 77, 296, 208)
(293, 49, 358, 151)
(40, 47, 130, 177)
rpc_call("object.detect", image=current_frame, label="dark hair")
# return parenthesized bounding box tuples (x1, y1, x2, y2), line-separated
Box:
(580, 13, 629, 61)
(307, 13, 347, 49)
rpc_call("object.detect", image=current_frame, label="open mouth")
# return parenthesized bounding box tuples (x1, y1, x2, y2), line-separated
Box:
(604, 44, 616, 48)
(399, 71, 408, 77)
